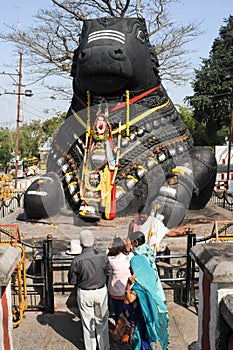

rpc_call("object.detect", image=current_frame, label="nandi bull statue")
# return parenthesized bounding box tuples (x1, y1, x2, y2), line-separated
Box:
(24, 17, 217, 229)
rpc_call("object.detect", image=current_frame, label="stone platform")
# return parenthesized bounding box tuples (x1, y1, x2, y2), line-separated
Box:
(1, 201, 232, 349)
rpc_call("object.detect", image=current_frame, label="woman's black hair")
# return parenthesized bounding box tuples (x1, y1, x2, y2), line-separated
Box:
(128, 231, 145, 246)
(138, 204, 150, 215)
(107, 237, 129, 256)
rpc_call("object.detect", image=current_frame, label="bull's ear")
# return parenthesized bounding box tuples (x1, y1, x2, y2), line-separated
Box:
(97, 98, 108, 117)
(97, 98, 104, 114)
(136, 29, 146, 44)
(104, 99, 109, 118)
(71, 49, 79, 77)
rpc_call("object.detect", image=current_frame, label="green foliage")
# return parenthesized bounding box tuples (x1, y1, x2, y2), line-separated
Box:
(19, 120, 42, 159)
(0, 115, 64, 171)
(216, 125, 230, 145)
(0, 128, 14, 171)
(42, 115, 65, 137)
(176, 104, 208, 145)
(176, 105, 195, 132)
(186, 15, 233, 146)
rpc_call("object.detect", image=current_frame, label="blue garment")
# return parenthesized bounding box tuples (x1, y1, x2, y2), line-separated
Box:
(111, 298, 133, 324)
(132, 243, 166, 302)
(130, 255, 169, 350)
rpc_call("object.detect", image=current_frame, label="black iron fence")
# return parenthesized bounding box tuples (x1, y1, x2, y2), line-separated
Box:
(210, 190, 233, 212)
(3, 188, 231, 314)
(156, 229, 198, 307)
(0, 192, 24, 219)
(12, 222, 233, 316)
(10, 231, 198, 314)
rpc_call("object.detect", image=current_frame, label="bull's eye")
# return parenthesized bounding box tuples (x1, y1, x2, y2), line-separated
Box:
(136, 29, 145, 43)
(79, 51, 85, 58)
(114, 49, 123, 55)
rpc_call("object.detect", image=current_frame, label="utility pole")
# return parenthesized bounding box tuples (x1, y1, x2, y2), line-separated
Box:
(0, 52, 33, 189)
(15, 52, 23, 189)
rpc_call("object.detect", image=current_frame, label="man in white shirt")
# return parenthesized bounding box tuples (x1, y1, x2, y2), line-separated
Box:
(127, 205, 169, 252)
(127, 204, 190, 253)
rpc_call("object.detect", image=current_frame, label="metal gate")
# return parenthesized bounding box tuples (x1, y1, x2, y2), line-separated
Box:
(3, 223, 232, 317)
(18, 230, 198, 314)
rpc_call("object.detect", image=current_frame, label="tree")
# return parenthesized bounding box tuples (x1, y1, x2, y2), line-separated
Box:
(186, 15, 233, 146)
(18, 116, 64, 159)
(42, 114, 66, 137)
(0, 0, 202, 94)
(19, 121, 43, 159)
(0, 128, 14, 171)
(0, 115, 64, 171)
(176, 104, 208, 145)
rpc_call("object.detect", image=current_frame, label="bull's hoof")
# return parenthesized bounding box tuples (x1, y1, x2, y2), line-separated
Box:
(78, 203, 101, 220)
(166, 226, 190, 237)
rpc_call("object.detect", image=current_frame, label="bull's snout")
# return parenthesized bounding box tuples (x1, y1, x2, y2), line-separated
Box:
(79, 46, 127, 62)
(76, 45, 133, 93)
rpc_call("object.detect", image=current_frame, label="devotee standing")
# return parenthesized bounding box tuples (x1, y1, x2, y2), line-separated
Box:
(128, 230, 166, 302)
(68, 229, 112, 350)
(124, 255, 169, 350)
(107, 236, 134, 323)
(127, 205, 169, 252)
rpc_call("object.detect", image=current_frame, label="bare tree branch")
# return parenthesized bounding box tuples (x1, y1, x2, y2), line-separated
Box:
(51, 0, 87, 21)
(0, 0, 204, 92)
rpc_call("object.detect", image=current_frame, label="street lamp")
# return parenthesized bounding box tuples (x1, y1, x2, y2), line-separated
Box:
(24, 90, 33, 97)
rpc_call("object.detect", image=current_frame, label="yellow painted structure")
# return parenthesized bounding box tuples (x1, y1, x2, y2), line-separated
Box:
(0, 174, 14, 199)
(0, 224, 28, 327)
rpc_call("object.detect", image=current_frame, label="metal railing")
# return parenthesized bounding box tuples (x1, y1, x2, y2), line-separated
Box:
(13, 223, 233, 315)
(0, 189, 231, 314)
(210, 190, 233, 212)
(15, 231, 197, 314)
(156, 230, 198, 307)
(0, 224, 28, 326)
(0, 192, 24, 219)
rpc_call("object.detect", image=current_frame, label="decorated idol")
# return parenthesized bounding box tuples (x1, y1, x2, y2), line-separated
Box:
(24, 17, 217, 228)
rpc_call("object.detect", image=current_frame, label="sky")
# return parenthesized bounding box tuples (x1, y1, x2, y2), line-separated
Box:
(0, 0, 232, 128)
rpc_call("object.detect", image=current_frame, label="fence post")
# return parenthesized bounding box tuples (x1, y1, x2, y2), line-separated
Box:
(16, 192, 22, 207)
(1, 198, 4, 218)
(43, 234, 54, 313)
(184, 228, 196, 306)
(223, 191, 226, 209)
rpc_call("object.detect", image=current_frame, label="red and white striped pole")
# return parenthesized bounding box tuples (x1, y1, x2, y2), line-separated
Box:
(0, 284, 14, 350)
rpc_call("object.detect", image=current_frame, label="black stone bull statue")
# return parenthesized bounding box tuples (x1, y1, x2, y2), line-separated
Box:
(24, 17, 217, 228)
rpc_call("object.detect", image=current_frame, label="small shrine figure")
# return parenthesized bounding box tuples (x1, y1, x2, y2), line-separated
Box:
(79, 99, 121, 220)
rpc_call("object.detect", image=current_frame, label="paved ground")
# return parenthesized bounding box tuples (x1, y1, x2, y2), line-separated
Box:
(12, 295, 198, 350)
(2, 201, 232, 349)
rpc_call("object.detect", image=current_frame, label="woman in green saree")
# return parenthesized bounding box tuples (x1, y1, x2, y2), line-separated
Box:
(124, 255, 169, 350)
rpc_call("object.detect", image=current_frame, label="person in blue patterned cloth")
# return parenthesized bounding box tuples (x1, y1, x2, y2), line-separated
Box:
(128, 230, 166, 302)
(124, 255, 169, 350)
